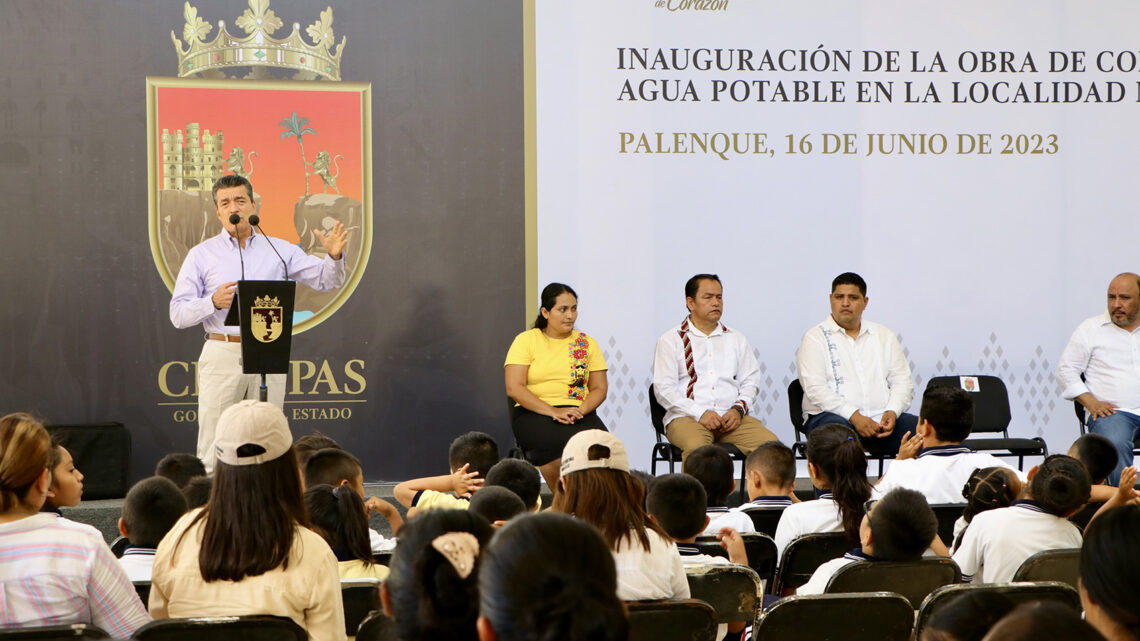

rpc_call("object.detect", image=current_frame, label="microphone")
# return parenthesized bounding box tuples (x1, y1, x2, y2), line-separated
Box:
(248, 214, 290, 281)
(229, 214, 245, 280)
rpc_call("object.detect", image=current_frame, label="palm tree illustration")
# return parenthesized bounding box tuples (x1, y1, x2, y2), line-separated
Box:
(279, 111, 316, 196)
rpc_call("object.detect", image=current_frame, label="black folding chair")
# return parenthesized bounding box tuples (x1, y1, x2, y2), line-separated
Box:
(132, 616, 307, 641)
(824, 557, 962, 608)
(770, 531, 849, 595)
(694, 532, 779, 589)
(755, 592, 914, 641)
(926, 375, 1048, 468)
(741, 505, 786, 538)
(915, 581, 1081, 640)
(626, 599, 718, 641)
(0, 625, 109, 640)
(686, 563, 763, 624)
(789, 379, 889, 476)
(648, 384, 746, 501)
(341, 578, 382, 637)
(1011, 548, 1080, 590)
(929, 503, 964, 547)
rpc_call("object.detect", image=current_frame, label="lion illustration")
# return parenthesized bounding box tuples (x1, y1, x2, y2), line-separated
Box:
(305, 150, 343, 195)
(225, 146, 258, 178)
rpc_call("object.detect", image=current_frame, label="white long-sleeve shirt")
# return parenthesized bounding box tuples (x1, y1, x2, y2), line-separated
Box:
(796, 315, 914, 423)
(652, 318, 761, 427)
(1056, 312, 1140, 415)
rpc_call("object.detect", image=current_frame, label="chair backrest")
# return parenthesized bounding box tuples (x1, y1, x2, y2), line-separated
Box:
(648, 384, 668, 438)
(787, 379, 806, 436)
(132, 581, 151, 608)
(131, 616, 307, 641)
(772, 531, 850, 595)
(0, 624, 109, 640)
(824, 557, 962, 608)
(110, 536, 129, 558)
(743, 506, 786, 538)
(626, 599, 718, 641)
(685, 563, 762, 623)
(929, 503, 964, 548)
(694, 532, 778, 588)
(373, 551, 392, 566)
(925, 375, 1010, 436)
(756, 592, 914, 641)
(1011, 548, 1081, 589)
(341, 578, 382, 636)
(355, 611, 401, 641)
(915, 581, 1082, 639)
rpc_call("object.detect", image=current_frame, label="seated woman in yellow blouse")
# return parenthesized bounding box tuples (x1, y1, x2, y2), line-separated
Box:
(505, 283, 608, 489)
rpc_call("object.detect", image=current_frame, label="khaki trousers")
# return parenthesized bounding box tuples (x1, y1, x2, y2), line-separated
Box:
(665, 415, 778, 461)
(197, 340, 286, 471)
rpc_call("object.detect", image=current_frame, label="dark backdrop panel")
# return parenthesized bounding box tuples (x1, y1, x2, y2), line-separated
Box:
(0, 0, 523, 483)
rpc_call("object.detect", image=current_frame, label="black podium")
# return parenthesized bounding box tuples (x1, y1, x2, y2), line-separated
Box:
(224, 280, 297, 400)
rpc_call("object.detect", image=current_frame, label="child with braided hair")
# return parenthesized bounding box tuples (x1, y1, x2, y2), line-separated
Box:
(950, 467, 1023, 553)
(952, 455, 1089, 583)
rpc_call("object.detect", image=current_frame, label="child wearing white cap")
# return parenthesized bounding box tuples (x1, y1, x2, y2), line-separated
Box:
(150, 400, 346, 641)
(551, 429, 690, 601)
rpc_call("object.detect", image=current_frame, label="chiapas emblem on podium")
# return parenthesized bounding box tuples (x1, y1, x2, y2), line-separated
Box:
(252, 295, 284, 343)
(147, 0, 372, 335)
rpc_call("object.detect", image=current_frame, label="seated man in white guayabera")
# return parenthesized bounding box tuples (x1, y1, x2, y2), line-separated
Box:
(653, 274, 778, 461)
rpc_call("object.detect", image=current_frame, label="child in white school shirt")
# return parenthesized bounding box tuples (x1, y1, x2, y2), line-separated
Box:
(952, 455, 1089, 584)
(798, 487, 941, 595)
(872, 385, 1026, 504)
(684, 445, 755, 535)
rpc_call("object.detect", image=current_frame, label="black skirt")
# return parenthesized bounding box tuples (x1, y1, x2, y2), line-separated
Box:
(510, 406, 608, 465)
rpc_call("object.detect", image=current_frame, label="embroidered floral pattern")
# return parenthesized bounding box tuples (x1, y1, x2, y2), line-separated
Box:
(568, 332, 590, 401)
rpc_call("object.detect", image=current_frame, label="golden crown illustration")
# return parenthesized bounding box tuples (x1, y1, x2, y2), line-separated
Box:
(171, 0, 345, 81)
(254, 295, 281, 308)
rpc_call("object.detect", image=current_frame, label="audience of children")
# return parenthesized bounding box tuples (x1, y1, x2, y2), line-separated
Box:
(951, 466, 1022, 552)
(1080, 504, 1140, 641)
(304, 482, 389, 580)
(381, 508, 494, 641)
(117, 476, 188, 582)
(153, 453, 206, 489)
(740, 441, 797, 509)
(477, 512, 628, 641)
(483, 458, 542, 512)
(394, 431, 500, 513)
(304, 446, 402, 551)
(952, 454, 1089, 583)
(149, 400, 346, 641)
(0, 412, 150, 635)
(774, 423, 871, 560)
(468, 485, 527, 527)
(797, 487, 939, 595)
(551, 429, 690, 601)
(873, 386, 1025, 503)
(684, 444, 755, 534)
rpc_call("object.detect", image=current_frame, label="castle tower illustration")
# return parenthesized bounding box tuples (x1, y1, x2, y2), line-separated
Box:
(161, 122, 225, 190)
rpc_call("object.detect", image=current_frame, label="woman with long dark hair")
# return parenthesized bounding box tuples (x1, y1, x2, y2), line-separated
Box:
(150, 400, 345, 641)
(505, 282, 609, 489)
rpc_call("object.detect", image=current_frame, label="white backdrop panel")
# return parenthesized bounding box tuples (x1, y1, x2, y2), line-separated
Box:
(535, 0, 1140, 469)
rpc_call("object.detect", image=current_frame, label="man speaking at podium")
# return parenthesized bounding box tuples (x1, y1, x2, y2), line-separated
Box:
(170, 175, 348, 470)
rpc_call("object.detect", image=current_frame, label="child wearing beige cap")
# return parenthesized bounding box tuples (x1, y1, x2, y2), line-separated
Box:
(551, 429, 690, 601)
(150, 400, 346, 641)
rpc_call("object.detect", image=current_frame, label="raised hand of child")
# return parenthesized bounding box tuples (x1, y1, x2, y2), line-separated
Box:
(451, 463, 484, 497)
(717, 527, 748, 566)
(895, 431, 923, 461)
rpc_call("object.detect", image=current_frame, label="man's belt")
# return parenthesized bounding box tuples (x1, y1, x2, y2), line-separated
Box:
(205, 333, 241, 343)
